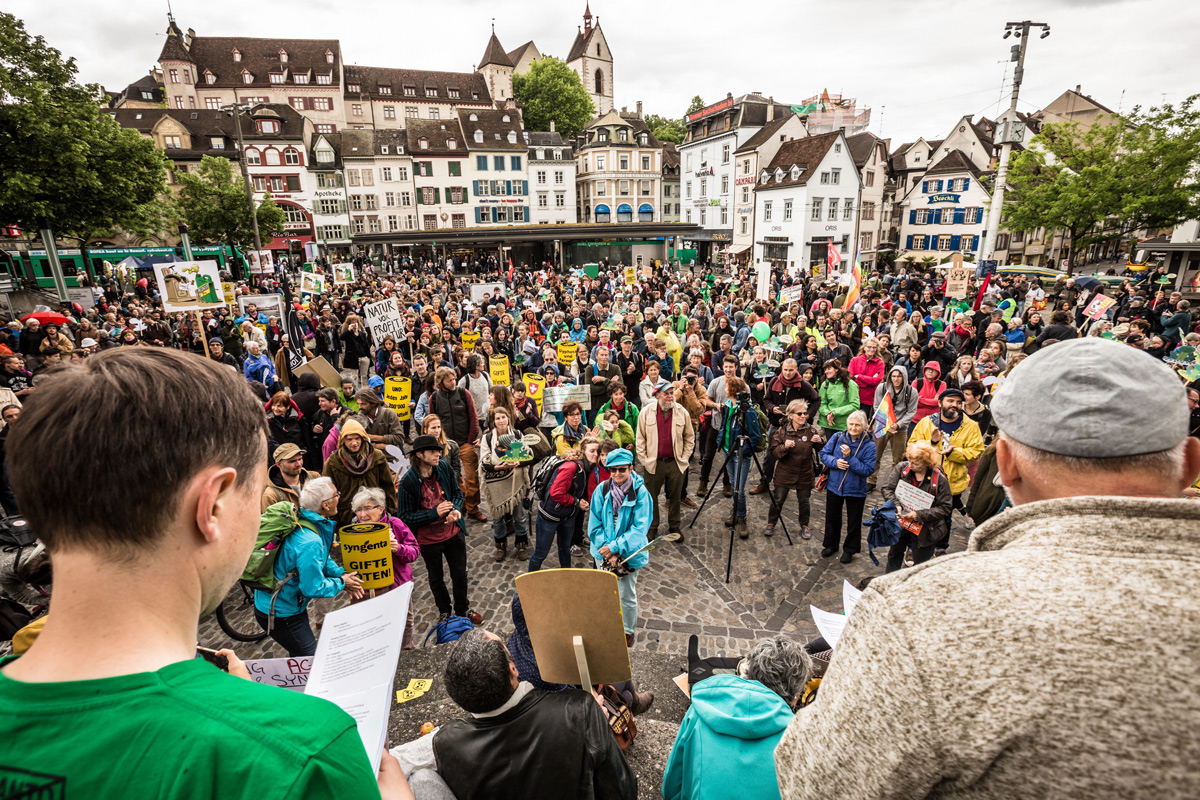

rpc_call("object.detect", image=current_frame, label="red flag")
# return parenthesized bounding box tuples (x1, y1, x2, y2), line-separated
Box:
(972, 273, 992, 311)
(827, 239, 842, 271)
(507, 258, 513, 282)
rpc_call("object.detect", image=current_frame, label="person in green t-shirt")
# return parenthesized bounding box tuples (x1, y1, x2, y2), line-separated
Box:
(0, 348, 410, 800)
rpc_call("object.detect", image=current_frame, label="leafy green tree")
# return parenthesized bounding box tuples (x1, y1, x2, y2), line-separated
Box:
(1004, 96, 1200, 272)
(646, 113, 685, 144)
(175, 155, 286, 255)
(687, 96, 706, 115)
(0, 12, 170, 267)
(919, 256, 939, 270)
(513, 57, 594, 139)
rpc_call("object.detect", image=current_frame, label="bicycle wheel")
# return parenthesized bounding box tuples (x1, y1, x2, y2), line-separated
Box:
(215, 582, 269, 643)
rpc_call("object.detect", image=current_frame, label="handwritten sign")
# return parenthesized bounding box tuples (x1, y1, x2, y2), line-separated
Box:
(364, 298, 405, 347)
(244, 656, 312, 692)
(1084, 294, 1117, 321)
(778, 285, 805, 306)
(542, 384, 592, 412)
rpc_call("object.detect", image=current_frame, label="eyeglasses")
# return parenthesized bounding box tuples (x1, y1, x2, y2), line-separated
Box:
(608, 465, 631, 473)
(357, 504, 383, 512)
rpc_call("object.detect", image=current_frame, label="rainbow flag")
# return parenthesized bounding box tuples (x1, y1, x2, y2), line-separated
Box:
(841, 252, 863, 312)
(873, 391, 896, 438)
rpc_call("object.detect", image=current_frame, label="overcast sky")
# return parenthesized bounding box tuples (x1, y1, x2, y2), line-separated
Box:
(10, 0, 1199, 145)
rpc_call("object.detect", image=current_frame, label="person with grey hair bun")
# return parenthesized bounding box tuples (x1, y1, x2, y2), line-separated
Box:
(663, 635, 812, 800)
(776, 338, 1200, 800)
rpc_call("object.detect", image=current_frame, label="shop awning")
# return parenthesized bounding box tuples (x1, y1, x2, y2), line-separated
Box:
(755, 240, 792, 247)
(727, 244, 750, 255)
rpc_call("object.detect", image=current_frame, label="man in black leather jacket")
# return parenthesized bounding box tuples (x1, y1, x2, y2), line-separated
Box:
(432, 629, 637, 800)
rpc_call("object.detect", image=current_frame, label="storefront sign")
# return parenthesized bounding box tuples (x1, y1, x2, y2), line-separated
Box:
(477, 198, 525, 204)
(926, 193, 961, 204)
(693, 167, 715, 177)
(735, 176, 756, 186)
(686, 97, 736, 123)
(711, 233, 731, 241)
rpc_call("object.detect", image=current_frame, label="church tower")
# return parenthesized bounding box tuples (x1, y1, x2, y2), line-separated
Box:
(567, 3, 613, 116)
(477, 29, 515, 105)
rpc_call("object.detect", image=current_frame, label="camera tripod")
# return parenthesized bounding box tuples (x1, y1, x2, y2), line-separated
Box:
(688, 402, 793, 583)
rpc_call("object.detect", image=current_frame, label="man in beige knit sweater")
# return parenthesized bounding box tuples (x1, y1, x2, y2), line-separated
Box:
(776, 338, 1200, 799)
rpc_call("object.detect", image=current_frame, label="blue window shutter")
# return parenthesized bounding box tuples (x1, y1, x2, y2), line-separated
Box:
(937, 180, 944, 191)
(505, 180, 512, 195)
(953, 208, 964, 225)
(909, 209, 917, 224)
(522, 180, 528, 195)
(950, 234, 961, 250)
(906, 235, 914, 249)
(922, 180, 928, 193)
(524, 205, 530, 221)
(962, 178, 970, 191)
(924, 235, 932, 250)
(933, 209, 942, 224)
(972, 235, 980, 251)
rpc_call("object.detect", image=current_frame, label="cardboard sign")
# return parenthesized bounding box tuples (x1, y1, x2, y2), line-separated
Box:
(461, 330, 480, 351)
(944, 253, 970, 299)
(221, 282, 237, 305)
(247, 250, 274, 275)
(385, 376, 412, 421)
(469, 282, 505, 304)
(364, 298, 405, 348)
(338, 522, 394, 590)
(155, 261, 226, 312)
(333, 265, 355, 285)
(894, 480, 935, 513)
(1084, 294, 1117, 320)
(515, 569, 632, 686)
(244, 656, 311, 692)
(624, 266, 636, 285)
(489, 355, 510, 386)
(557, 341, 578, 367)
(543, 384, 592, 412)
(67, 286, 93, 309)
(294, 356, 342, 389)
(778, 285, 805, 306)
(299, 271, 327, 296)
(522, 373, 545, 415)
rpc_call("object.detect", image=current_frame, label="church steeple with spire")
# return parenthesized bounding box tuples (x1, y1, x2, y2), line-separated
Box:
(584, 2, 593, 31)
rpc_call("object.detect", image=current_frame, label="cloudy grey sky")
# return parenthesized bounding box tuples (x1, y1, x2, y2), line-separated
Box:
(10, 0, 1199, 144)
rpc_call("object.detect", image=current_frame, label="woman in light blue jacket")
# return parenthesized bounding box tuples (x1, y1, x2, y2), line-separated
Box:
(587, 447, 652, 644)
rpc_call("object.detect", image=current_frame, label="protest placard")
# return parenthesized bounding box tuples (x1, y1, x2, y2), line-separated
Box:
(384, 376, 411, 421)
(299, 271, 327, 296)
(489, 355, 510, 386)
(461, 330, 480, 351)
(624, 266, 636, 285)
(523, 373, 546, 414)
(469, 282, 505, 304)
(778, 285, 805, 306)
(155, 261, 226, 312)
(543, 384, 592, 412)
(556, 341, 577, 367)
(243, 657, 311, 692)
(295, 356, 341, 388)
(338, 522, 394, 590)
(221, 282, 237, 305)
(944, 253, 971, 299)
(333, 265, 355, 285)
(363, 298, 405, 346)
(238, 293, 284, 322)
(1084, 294, 1117, 320)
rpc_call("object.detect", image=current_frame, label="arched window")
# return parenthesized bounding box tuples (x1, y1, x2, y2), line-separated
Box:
(447, 138, 457, 149)
(264, 148, 281, 166)
(245, 148, 261, 165)
(595, 204, 610, 223)
(284, 147, 300, 165)
(617, 203, 633, 223)
(594, 69, 603, 96)
(638, 203, 654, 222)
(584, 206, 592, 222)
(474, 129, 483, 143)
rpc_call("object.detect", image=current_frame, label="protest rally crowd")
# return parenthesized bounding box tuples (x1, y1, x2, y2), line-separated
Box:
(1, 250, 1199, 800)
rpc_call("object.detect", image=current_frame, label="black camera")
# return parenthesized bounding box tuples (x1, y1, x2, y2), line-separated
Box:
(735, 390, 751, 404)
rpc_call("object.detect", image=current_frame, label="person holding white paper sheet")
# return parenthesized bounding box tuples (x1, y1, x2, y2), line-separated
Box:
(879, 441, 952, 572)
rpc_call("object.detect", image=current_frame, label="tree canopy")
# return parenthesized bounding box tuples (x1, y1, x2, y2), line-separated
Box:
(1004, 96, 1200, 270)
(174, 155, 286, 252)
(513, 57, 594, 140)
(687, 96, 706, 115)
(0, 12, 170, 242)
(646, 113, 685, 144)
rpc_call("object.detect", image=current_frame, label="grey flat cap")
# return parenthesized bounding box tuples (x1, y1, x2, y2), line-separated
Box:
(991, 338, 1187, 457)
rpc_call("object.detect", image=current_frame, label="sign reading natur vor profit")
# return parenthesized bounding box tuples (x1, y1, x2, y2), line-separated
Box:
(364, 298, 405, 347)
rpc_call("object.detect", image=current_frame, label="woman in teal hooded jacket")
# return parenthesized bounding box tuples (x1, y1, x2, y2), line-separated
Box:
(587, 448, 652, 639)
(662, 636, 813, 800)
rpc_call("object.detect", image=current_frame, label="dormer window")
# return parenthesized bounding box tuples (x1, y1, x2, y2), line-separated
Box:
(418, 138, 429, 150)
(536, 149, 544, 160)
(241, 70, 253, 84)
(447, 138, 457, 149)
(425, 87, 437, 98)
(269, 72, 286, 84)
(316, 148, 333, 163)
(381, 145, 389, 154)
(404, 86, 416, 96)
(204, 70, 215, 85)
(448, 89, 460, 99)
(279, 49, 288, 63)
(790, 167, 800, 180)
(502, 114, 510, 122)
(210, 137, 224, 149)
(293, 73, 309, 85)
(378, 85, 391, 95)
(474, 129, 483, 143)
(232, 49, 241, 62)
(599, 131, 608, 142)
(469, 114, 478, 121)
(507, 131, 517, 143)
(316, 73, 332, 85)
(347, 83, 360, 93)
(774, 168, 784, 182)
(617, 129, 628, 142)
(472, 91, 479, 99)
(639, 134, 647, 145)
(325, 50, 334, 64)
(257, 119, 280, 134)
(759, 170, 769, 183)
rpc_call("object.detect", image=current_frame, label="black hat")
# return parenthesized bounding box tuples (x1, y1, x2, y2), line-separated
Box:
(938, 387, 965, 402)
(409, 434, 443, 455)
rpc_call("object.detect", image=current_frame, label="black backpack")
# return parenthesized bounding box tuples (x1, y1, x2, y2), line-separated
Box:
(529, 455, 566, 503)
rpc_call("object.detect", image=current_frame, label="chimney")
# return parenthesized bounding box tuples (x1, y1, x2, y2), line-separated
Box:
(767, 95, 775, 122)
(636, 100, 643, 119)
(727, 92, 733, 100)
(1075, 84, 1081, 93)
(621, 105, 627, 115)
(185, 28, 195, 49)
(549, 119, 556, 132)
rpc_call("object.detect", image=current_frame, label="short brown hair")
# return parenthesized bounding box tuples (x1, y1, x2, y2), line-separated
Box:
(9, 349, 266, 554)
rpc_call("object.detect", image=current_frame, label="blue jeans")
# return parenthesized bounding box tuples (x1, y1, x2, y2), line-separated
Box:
(725, 448, 751, 518)
(492, 509, 529, 542)
(596, 558, 639, 634)
(529, 513, 574, 571)
(254, 608, 317, 658)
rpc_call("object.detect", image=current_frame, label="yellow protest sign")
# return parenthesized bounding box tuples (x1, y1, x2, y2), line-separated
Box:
(523, 373, 546, 415)
(461, 330, 481, 351)
(624, 266, 636, 285)
(489, 354, 510, 386)
(338, 522, 393, 590)
(557, 341, 578, 367)
(222, 282, 237, 305)
(385, 376, 412, 421)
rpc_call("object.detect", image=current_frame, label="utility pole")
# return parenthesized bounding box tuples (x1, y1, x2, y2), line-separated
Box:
(221, 102, 263, 273)
(981, 20, 1050, 265)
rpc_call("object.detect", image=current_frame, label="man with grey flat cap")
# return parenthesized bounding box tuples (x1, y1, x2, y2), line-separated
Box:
(776, 337, 1200, 800)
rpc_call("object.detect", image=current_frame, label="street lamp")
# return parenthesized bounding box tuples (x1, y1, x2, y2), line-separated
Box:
(219, 102, 264, 267)
(981, 20, 1049, 267)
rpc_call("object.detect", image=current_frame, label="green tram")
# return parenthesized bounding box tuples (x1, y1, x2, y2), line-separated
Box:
(0, 245, 245, 290)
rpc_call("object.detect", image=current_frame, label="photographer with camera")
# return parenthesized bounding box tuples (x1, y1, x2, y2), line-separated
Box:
(587, 448, 652, 647)
(716, 377, 762, 539)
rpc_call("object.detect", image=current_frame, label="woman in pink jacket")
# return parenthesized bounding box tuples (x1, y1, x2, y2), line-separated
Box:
(350, 487, 421, 649)
(849, 338, 886, 417)
(909, 360, 947, 436)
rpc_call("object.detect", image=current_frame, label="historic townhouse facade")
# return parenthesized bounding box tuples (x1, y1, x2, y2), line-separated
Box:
(575, 108, 662, 225)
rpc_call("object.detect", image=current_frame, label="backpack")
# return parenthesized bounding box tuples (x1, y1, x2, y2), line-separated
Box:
(529, 455, 566, 503)
(865, 500, 903, 566)
(752, 407, 770, 453)
(242, 502, 319, 591)
(423, 614, 474, 646)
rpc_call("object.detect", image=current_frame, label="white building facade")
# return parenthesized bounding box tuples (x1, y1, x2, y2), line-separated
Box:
(527, 130, 576, 224)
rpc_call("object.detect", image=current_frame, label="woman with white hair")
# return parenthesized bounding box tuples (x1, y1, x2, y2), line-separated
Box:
(351, 487, 420, 649)
(253, 476, 364, 657)
(662, 635, 814, 800)
(818, 409, 877, 564)
(242, 339, 278, 389)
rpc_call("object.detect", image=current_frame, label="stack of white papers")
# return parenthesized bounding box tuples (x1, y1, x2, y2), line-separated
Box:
(809, 580, 863, 649)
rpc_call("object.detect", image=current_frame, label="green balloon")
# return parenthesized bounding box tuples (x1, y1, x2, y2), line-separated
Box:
(752, 321, 772, 342)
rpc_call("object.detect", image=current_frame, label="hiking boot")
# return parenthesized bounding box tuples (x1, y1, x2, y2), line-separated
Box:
(724, 514, 736, 527)
(723, 485, 733, 498)
(466, 609, 484, 625)
(839, 550, 854, 564)
(492, 541, 507, 562)
(749, 483, 768, 495)
(736, 517, 749, 539)
(629, 690, 656, 715)
(680, 495, 698, 508)
(697, 480, 709, 496)
(469, 511, 489, 523)
(515, 540, 529, 561)
(821, 547, 837, 558)
(763, 523, 775, 537)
